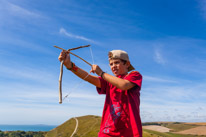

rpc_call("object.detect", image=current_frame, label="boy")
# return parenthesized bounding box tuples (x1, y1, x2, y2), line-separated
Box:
(58, 49, 142, 137)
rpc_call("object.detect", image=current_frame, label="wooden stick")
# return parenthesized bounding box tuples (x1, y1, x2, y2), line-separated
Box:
(68, 45, 90, 51)
(54, 45, 92, 66)
(54, 45, 90, 51)
(59, 60, 64, 104)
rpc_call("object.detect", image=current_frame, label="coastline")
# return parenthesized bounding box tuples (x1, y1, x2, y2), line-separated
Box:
(0, 124, 56, 131)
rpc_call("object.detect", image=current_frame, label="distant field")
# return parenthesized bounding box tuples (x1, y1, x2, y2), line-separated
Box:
(175, 126, 206, 136)
(143, 129, 206, 137)
(143, 125, 170, 132)
(185, 122, 206, 126)
(143, 122, 206, 137)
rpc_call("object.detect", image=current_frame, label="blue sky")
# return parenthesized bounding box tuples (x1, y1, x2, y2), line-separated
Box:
(0, 0, 206, 125)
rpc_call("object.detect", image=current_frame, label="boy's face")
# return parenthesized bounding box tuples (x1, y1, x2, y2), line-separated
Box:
(109, 58, 130, 76)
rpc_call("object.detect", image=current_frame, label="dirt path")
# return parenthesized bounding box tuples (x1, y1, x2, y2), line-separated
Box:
(70, 117, 78, 137)
(143, 125, 170, 132)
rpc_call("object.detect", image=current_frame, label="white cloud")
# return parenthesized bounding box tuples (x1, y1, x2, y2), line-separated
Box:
(142, 81, 206, 103)
(140, 101, 206, 122)
(154, 48, 166, 65)
(0, 102, 102, 125)
(0, 86, 104, 124)
(59, 28, 95, 43)
(0, 0, 41, 18)
(140, 79, 206, 122)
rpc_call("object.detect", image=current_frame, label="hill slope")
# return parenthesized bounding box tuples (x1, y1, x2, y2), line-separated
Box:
(45, 115, 101, 137)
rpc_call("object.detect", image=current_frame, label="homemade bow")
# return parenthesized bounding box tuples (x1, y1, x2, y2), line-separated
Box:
(54, 45, 92, 104)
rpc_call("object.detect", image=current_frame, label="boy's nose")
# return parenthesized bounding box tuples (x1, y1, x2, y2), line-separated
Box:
(111, 64, 117, 69)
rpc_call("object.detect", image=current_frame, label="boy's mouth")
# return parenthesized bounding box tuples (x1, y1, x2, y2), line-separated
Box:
(113, 69, 118, 74)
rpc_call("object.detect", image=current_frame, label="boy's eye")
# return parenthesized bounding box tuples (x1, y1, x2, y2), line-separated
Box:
(110, 61, 120, 66)
(114, 61, 120, 65)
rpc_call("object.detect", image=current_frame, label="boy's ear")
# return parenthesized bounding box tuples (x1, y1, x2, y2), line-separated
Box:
(126, 61, 131, 68)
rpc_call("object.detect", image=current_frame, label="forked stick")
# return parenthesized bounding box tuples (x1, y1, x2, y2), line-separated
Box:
(54, 45, 92, 66)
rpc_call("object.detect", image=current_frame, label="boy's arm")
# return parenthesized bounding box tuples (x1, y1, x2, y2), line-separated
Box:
(70, 66, 101, 88)
(101, 73, 135, 90)
(91, 65, 136, 90)
(58, 51, 101, 88)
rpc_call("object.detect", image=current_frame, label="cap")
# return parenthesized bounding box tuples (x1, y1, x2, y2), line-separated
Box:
(108, 50, 135, 71)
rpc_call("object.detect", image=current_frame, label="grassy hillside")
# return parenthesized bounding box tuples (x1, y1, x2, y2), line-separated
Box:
(45, 115, 101, 137)
(46, 115, 206, 137)
(45, 117, 76, 137)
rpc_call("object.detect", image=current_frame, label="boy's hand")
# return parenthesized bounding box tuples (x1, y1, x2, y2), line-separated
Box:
(58, 51, 72, 69)
(90, 64, 103, 76)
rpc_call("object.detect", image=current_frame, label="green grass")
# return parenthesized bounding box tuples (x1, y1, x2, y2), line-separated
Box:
(73, 115, 101, 137)
(45, 117, 77, 137)
(45, 115, 101, 137)
(143, 129, 173, 137)
(161, 122, 198, 132)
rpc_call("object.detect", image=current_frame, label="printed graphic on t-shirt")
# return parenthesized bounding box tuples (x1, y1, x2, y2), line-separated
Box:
(102, 102, 122, 134)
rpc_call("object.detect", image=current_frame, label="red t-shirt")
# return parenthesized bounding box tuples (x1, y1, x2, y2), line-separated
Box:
(97, 71, 143, 137)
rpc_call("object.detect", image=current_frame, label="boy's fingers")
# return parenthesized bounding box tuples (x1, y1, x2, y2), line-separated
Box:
(90, 65, 96, 73)
(58, 54, 64, 61)
(58, 51, 67, 62)
(90, 69, 94, 73)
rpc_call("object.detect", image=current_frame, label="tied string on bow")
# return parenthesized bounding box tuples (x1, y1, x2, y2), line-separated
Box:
(62, 46, 95, 103)
(54, 45, 94, 104)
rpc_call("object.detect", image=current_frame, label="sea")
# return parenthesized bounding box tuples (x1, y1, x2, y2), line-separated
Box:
(0, 125, 57, 131)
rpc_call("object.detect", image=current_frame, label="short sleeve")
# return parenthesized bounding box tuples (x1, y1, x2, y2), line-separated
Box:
(96, 77, 107, 94)
(125, 71, 142, 90)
